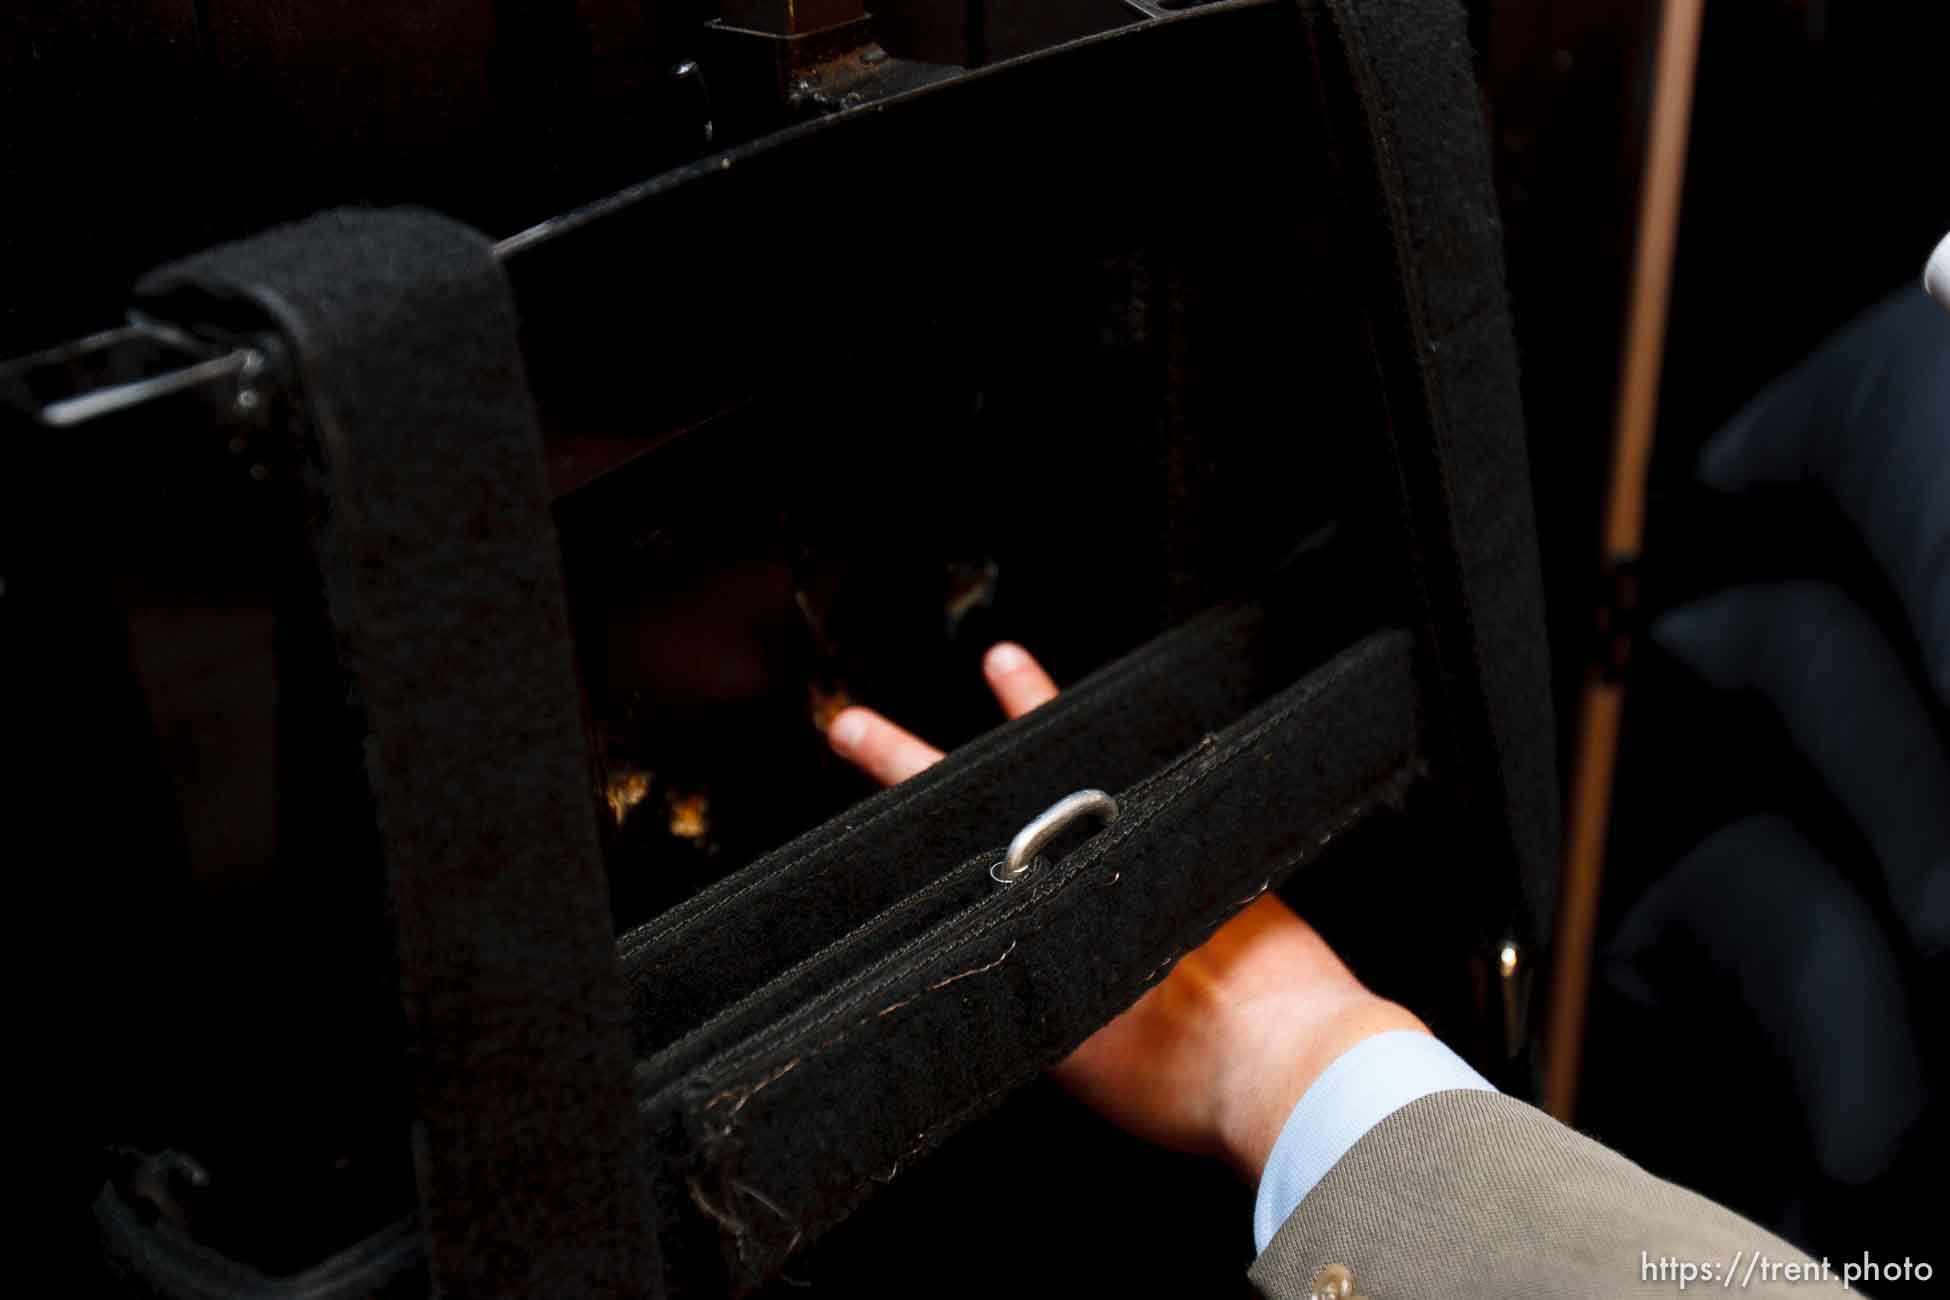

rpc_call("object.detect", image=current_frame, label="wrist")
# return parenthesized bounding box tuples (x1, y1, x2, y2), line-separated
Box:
(1212, 989, 1428, 1183)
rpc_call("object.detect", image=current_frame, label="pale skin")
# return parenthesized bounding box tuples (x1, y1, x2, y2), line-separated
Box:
(825, 641, 1429, 1185)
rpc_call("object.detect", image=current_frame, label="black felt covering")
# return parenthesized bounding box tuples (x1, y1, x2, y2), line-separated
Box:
(621, 588, 1330, 1115)
(1699, 287, 1950, 707)
(1297, 0, 1561, 981)
(136, 210, 656, 1299)
(618, 540, 1368, 1062)
(1653, 582, 1950, 962)
(639, 629, 1423, 1294)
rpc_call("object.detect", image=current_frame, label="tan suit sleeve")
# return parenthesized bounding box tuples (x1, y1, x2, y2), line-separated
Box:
(1249, 1089, 1851, 1298)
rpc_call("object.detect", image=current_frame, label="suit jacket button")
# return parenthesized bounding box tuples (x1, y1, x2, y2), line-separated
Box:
(1310, 1263, 1355, 1299)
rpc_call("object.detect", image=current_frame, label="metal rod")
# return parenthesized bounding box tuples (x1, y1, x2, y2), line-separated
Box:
(13, 230, 543, 428)
(39, 345, 261, 428)
(1544, 0, 1704, 1124)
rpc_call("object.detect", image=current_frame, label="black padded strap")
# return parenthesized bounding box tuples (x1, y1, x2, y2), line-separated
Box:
(618, 536, 1377, 1065)
(138, 210, 657, 1299)
(1299, 0, 1561, 981)
(643, 629, 1423, 1293)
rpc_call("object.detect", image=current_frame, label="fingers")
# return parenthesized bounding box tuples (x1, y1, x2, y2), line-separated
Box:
(828, 643, 1056, 789)
(827, 707, 944, 787)
(984, 642, 1058, 720)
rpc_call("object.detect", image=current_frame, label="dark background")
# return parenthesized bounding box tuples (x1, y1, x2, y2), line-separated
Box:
(1488, 2, 1950, 1280)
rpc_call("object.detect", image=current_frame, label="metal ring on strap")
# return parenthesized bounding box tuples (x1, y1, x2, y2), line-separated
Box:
(992, 789, 1119, 884)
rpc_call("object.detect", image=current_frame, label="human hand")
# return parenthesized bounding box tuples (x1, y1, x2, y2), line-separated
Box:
(826, 642, 1427, 1182)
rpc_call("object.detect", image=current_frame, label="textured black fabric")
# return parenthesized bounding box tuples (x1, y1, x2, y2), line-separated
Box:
(618, 540, 1370, 1062)
(1603, 815, 1930, 1185)
(1699, 287, 1950, 707)
(622, 586, 1352, 1109)
(136, 210, 656, 1299)
(637, 629, 1423, 1294)
(1653, 583, 1950, 962)
(1296, 0, 1561, 989)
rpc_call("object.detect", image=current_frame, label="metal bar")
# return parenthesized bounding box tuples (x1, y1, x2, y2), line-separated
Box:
(10, 234, 526, 430)
(40, 345, 260, 428)
(1544, 0, 1704, 1124)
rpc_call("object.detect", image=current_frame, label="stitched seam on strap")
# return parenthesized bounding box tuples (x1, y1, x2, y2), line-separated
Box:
(618, 599, 1263, 966)
(688, 630, 1404, 1095)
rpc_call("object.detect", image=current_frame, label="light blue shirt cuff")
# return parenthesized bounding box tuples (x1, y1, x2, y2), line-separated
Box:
(1251, 1029, 1496, 1252)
